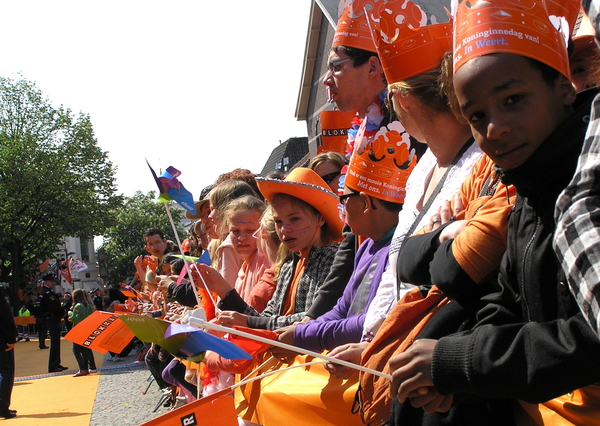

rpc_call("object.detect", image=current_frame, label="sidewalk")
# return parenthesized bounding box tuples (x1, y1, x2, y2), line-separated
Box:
(8, 339, 171, 425)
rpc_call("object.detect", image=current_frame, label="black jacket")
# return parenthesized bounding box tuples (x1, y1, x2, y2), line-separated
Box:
(432, 89, 600, 403)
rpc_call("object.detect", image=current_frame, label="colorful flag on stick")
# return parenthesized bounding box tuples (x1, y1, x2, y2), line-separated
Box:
(58, 259, 73, 286)
(120, 315, 251, 362)
(69, 258, 89, 272)
(64, 311, 135, 354)
(173, 251, 211, 266)
(166, 323, 252, 360)
(139, 387, 237, 426)
(146, 160, 196, 214)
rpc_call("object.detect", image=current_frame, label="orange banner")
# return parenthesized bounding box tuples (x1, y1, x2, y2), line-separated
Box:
(140, 387, 237, 426)
(14, 317, 35, 326)
(64, 311, 134, 354)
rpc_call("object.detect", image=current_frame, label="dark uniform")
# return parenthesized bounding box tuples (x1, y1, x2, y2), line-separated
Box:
(38, 276, 67, 373)
(0, 288, 16, 418)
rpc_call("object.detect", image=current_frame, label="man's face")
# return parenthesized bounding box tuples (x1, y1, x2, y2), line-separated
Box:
(144, 234, 167, 259)
(340, 187, 363, 236)
(323, 50, 371, 114)
(454, 53, 575, 170)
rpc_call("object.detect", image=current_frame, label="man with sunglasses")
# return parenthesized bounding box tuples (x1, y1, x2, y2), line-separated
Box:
(303, 2, 426, 322)
(323, 3, 426, 157)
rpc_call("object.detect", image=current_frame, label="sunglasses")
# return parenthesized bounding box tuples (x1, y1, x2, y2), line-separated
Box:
(320, 171, 341, 184)
(338, 191, 360, 206)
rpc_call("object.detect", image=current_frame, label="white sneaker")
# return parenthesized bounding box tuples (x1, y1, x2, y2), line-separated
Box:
(89, 369, 97, 373)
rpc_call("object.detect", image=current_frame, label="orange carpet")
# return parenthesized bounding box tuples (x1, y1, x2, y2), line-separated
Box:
(5, 338, 105, 425)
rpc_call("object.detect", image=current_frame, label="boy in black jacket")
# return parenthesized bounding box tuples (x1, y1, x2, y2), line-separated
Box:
(388, 0, 600, 421)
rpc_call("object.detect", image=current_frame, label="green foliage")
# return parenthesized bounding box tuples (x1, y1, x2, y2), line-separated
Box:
(0, 75, 122, 299)
(97, 191, 187, 285)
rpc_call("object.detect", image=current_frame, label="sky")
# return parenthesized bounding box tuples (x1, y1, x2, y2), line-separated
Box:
(0, 0, 312, 200)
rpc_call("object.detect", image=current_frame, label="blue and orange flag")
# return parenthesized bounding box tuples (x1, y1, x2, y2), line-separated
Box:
(146, 160, 196, 215)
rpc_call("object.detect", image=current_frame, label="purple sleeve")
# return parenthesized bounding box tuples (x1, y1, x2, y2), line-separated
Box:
(294, 313, 366, 352)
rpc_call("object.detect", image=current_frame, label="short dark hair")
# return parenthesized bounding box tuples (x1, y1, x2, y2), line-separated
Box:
(331, 46, 387, 85)
(524, 56, 561, 87)
(373, 197, 404, 213)
(42, 274, 56, 282)
(332, 46, 378, 67)
(143, 228, 164, 240)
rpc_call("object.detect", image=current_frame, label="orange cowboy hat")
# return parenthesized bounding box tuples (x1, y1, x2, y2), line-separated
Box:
(256, 168, 344, 242)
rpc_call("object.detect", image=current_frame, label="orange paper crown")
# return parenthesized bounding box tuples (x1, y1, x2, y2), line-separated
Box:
(369, 0, 453, 83)
(344, 119, 416, 203)
(572, 8, 597, 56)
(334, 1, 380, 52)
(545, 0, 582, 39)
(453, 0, 570, 78)
(319, 110, 357, 155)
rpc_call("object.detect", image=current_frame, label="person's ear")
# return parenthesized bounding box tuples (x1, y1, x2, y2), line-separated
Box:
(367, 56, 382, 78)
(317, 214, 325, 227)
(397, 92, 413, 113)
(359, 192, 374, 213)
(557, 74, 577, 107)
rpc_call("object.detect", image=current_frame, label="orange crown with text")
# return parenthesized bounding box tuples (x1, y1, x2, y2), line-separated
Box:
(344, 119, 416, 203)
(453, 0, 570, 78)
(334, 1, 381, 52)
(545, 0, 582, 40)
(369, 0, 453, 83)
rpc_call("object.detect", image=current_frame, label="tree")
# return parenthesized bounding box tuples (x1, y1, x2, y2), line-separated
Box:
(0, 75, 122, 305)
(97, 191, 187, 286)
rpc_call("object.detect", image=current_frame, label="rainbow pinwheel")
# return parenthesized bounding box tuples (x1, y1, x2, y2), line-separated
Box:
(146, 160, 196, 215)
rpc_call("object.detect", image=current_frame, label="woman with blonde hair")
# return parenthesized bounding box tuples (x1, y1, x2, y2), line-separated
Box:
(308, 151, 346, 193)
(198, 167, 343, 330)
(206, 180, 258, 287)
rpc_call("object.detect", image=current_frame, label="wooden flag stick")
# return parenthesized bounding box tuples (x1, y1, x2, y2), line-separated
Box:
(195, 319, 392, 380)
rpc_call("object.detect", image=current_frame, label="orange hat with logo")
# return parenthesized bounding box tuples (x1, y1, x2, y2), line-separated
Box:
(333, 1, 380, 52)
(368, 0, 453, 83)
(343, 119, 416, 204)
(256, 168, 344, 242)
(453, 0, 570, 79)
(319, 110, 357, 155)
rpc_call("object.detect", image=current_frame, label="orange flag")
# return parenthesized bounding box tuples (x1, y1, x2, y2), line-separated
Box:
(64, 311, 135, 354)
(140, 387, 237, 426)
(228, 326, 278, 355)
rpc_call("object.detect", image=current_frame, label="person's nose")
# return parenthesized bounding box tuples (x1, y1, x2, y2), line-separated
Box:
(486, 114, 511, 141)
(323, 68, 334, 85)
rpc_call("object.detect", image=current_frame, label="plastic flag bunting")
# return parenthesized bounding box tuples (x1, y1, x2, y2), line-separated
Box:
(173, 251, 211, 266)
(64, 311, 135, 354)
(119, 315, 251, 361)
(146, 160, 196, 215)
(166, 323, 252, 360)
(139, 387, 237, 426)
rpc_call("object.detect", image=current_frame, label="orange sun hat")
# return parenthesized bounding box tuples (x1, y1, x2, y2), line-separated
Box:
(453, 0, 570, 78)
(343, 119, 417, 204)
(256, 168, 344, 242)
(333, 0, 381, 52)
(368, 0, 453, 83)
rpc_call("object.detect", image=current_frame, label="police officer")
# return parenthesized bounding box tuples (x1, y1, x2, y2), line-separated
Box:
(39, 275, 68, 373)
